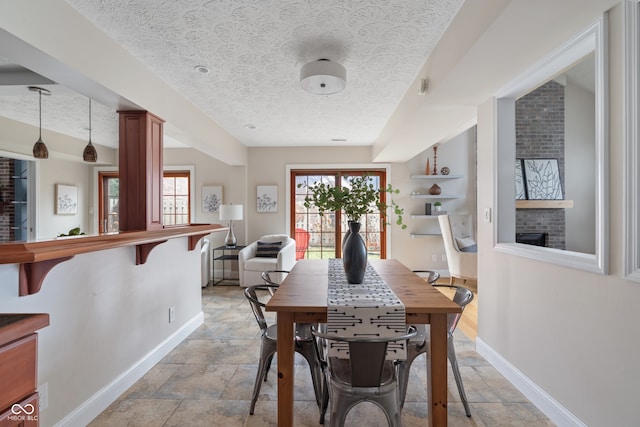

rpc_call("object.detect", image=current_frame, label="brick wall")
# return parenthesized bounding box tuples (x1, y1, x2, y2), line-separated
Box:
(515, 80, 566, 250)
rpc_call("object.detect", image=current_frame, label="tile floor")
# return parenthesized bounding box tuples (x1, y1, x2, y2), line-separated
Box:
(89, 285, 555, 426)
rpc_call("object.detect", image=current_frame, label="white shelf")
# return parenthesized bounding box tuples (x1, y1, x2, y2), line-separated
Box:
(410, 233, 442, 238)
(410, 214, 446, 219)
(410, 194, 463, 199)
(410, 174, 463, 180)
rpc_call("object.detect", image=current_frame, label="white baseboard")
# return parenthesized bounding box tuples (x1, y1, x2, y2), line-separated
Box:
(55, 312, 204, 427)
(476, 337, 586, 427)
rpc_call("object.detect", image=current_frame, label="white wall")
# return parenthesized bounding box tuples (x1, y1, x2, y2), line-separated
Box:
(246, 146, 373, 242)
(565, 78, 596, 253)
(0, 238, 203, 427)
(38, 158, 91, 239)
(391, 127, 477, 272)
(164, 148, 246, 249)
(477, 3, 640, 426)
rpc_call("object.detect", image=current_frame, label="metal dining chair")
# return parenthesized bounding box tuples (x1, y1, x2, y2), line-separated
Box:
(397, 284, 474, 416)
(260, 269, 290, 295)
(313, 326, 417, 427)
(243, 284, 324, 414)
(412, 269, 440, 284)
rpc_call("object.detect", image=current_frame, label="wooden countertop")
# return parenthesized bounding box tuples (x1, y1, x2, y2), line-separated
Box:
(0, 224, 226, 296)
(0, 313, 49, 346)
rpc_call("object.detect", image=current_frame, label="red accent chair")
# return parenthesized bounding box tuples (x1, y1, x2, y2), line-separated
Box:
(295, 228, 310, 260)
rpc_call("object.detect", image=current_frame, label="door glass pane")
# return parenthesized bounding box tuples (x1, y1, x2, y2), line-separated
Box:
(292, 170, 386, 259)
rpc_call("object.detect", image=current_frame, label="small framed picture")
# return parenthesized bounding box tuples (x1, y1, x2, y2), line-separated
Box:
(202, 185, 223, 213)
(523, 158, 563, 200)
(56, 184, 78, 215)
(257, 185, 277, 212)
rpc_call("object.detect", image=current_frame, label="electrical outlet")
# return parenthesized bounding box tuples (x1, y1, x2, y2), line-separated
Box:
(441, 254, 447, 262)
(431, 254, 437, 262)
(38, 383, 48, 411)
(169, 306, 176, 323)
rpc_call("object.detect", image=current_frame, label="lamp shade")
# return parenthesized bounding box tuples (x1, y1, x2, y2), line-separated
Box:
(300, 59, 346, 95)
(219, 204, 243, 221)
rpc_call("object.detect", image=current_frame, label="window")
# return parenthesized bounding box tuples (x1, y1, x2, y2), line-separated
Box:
(291, 169, 388, 259)
(98, 170, 192, 232)
(98, 172, 119, 233)
(162, 172, 190, 226)
(494, 15, 608, 274)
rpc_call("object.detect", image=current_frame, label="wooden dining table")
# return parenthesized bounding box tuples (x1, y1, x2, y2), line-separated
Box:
(265, 258, 462, 426)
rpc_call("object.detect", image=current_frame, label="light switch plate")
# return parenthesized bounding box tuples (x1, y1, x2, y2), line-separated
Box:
(484, 207, 492, 223)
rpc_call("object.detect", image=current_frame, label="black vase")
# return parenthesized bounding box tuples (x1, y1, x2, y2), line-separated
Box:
(342, 221, 367, 284)
(342, 220, 353, 248)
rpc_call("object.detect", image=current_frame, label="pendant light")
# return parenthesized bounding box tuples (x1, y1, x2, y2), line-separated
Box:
(29, 86, 50, 159)
(83, 98, 98, 162)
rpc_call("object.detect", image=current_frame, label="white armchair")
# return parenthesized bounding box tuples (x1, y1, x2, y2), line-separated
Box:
(438, 214, 477, 285)
(238, 234, 296, 287)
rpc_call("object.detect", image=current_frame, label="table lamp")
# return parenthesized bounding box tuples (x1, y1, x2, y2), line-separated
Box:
(219, 204, 243, 247)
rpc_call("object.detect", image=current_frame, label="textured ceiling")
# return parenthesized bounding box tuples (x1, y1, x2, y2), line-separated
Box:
(0, 0, 465, 151)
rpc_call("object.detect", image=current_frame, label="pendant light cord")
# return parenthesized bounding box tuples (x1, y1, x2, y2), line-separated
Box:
(89, 98, 92, 142)
(38, 89, 42, 140)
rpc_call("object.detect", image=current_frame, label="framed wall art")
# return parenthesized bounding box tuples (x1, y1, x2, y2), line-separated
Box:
(202, 185, 222, 213)
(257, 185, 277, 212)
(515, 159, 526, 200)
(56, 184, 78, 215)
(523, 158, 563, 200)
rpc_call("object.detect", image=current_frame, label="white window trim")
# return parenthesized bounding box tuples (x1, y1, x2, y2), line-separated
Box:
(625, 1, 640, 281)
(494, 15, 609, 275)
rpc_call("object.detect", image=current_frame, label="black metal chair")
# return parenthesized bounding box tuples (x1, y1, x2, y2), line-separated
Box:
(313, 326, 417, 427)
(243, 284, 323, 414)
(397, 284, 474, 417)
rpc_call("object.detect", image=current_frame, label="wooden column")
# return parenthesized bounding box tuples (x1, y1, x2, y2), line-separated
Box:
(118, 111, 164, 231)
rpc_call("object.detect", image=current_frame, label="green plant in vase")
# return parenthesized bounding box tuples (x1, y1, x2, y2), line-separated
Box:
(297, 175, 406, 283)
(297, 175, 405, 228)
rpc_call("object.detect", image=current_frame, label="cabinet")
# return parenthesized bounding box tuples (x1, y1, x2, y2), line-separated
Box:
(0, 313, 49, 427)
(409, 174, 463, 238)
(118, 111, 164, 231)
(212, 245, 245, 284)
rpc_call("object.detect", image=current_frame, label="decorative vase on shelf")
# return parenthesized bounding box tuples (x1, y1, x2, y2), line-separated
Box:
(342, 221, 367, 284)
(429, 183, 441, 195)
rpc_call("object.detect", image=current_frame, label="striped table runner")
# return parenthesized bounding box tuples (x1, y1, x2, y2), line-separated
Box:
(327, 259, 406, 360)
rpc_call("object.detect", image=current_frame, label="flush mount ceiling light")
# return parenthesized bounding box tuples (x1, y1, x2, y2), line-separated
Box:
(83, 98, 97, 162)
(194, 65, 210, 74)
(300, 59, 346, 95)
(28, 86, 51, 159)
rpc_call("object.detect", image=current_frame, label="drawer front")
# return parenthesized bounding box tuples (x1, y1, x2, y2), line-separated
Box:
(0, 393, 39, 427)
(0, 335, 37, 412)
